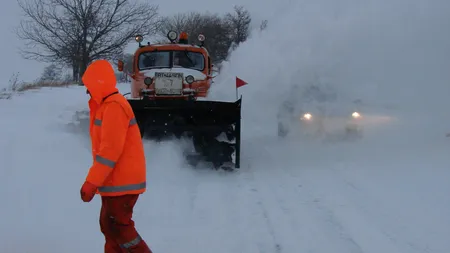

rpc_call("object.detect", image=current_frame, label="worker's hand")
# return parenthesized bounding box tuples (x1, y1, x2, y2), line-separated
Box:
(80, 181, 97, 202)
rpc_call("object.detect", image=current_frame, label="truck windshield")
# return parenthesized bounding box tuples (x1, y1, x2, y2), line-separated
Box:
(138, 51, 205, 71)
(138, 51, 170, 69)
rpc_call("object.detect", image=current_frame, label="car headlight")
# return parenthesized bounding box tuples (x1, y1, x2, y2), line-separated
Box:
(301, 113, 312, 120)
(351, 112, 361, 118)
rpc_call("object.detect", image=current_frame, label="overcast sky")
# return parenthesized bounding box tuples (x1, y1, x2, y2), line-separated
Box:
(0, 0, 280, 87)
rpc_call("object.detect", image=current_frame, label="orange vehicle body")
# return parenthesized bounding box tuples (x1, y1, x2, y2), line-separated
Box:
(127, 42, 213, 100)
(116, 32, 242, 170)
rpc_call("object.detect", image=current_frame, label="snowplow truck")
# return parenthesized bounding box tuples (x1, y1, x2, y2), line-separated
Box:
(117, 31, 242, 169)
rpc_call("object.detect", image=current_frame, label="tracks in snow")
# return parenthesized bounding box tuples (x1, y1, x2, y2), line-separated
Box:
(239, 138, 409, 253)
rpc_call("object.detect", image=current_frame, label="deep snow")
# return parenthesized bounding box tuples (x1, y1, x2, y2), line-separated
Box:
(1, 84, 449, 253)
(1, 0, 450, 252)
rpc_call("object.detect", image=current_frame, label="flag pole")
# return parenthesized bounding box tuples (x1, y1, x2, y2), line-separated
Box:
(235, 76, 248, 100)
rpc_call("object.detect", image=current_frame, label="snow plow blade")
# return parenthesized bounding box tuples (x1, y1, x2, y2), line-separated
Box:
(127, 98, 242, 169)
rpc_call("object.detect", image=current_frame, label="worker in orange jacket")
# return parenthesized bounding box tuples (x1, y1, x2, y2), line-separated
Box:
(80, 59, 152, 253)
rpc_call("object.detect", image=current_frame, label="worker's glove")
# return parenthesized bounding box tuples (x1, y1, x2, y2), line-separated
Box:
(80, 181, 97, 202)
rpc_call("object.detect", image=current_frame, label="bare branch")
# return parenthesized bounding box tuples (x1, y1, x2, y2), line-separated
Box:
(156, 11, 236, 63)
(15, 0, 160, 80)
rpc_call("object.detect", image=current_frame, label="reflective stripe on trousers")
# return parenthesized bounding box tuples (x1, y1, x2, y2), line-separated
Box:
(99, 182, 146, 193)
(94, 118, 137, 126)
(120, 234, 142, 249)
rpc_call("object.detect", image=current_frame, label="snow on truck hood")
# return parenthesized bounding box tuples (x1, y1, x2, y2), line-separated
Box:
(140, 68, 206, 80)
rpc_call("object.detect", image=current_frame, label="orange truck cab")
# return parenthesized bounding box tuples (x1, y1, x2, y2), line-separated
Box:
(118, 31, 213, 100)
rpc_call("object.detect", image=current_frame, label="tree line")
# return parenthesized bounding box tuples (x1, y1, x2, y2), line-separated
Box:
(16, 0, 268, 84)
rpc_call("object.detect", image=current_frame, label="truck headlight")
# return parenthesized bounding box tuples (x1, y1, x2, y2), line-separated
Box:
(144, 77, 153, 85)
(352, 112, 360, 118)
(185, 75, 194, 84)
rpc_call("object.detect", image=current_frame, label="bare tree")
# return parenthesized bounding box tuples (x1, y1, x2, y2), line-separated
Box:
(199, 14, 234, 63)
(16, 0, 160, 83)
(156, 7, 253, 64)
(157, 11, 234, 64)
(260, 19, 268, 31)
(225, 6, 251, 47)
(157, 12, 192, 38)
(122, 53, 134, 74)
(39, 63, 63, 83)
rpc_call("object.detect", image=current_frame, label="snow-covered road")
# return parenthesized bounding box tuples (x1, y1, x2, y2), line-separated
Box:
(0, 85, 449, 253)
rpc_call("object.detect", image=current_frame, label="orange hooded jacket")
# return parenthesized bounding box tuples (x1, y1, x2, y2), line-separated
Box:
(82, 59, 146, 196)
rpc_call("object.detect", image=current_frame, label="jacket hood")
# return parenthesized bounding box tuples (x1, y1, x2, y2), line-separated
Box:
(82, 60, 118, 103)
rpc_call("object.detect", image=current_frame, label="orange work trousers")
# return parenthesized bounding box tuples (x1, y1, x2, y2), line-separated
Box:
(100, 194, 152, 253)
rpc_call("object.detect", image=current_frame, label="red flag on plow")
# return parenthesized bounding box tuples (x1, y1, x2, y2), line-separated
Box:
(235, 76, 247, 99)
(236, 77, 248, 88)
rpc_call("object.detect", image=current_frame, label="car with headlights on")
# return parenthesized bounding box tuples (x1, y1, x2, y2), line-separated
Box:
(277, 84, 364, 139)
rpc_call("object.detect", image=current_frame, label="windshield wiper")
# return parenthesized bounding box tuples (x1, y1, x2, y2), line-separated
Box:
(183, 51, 195, 66)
